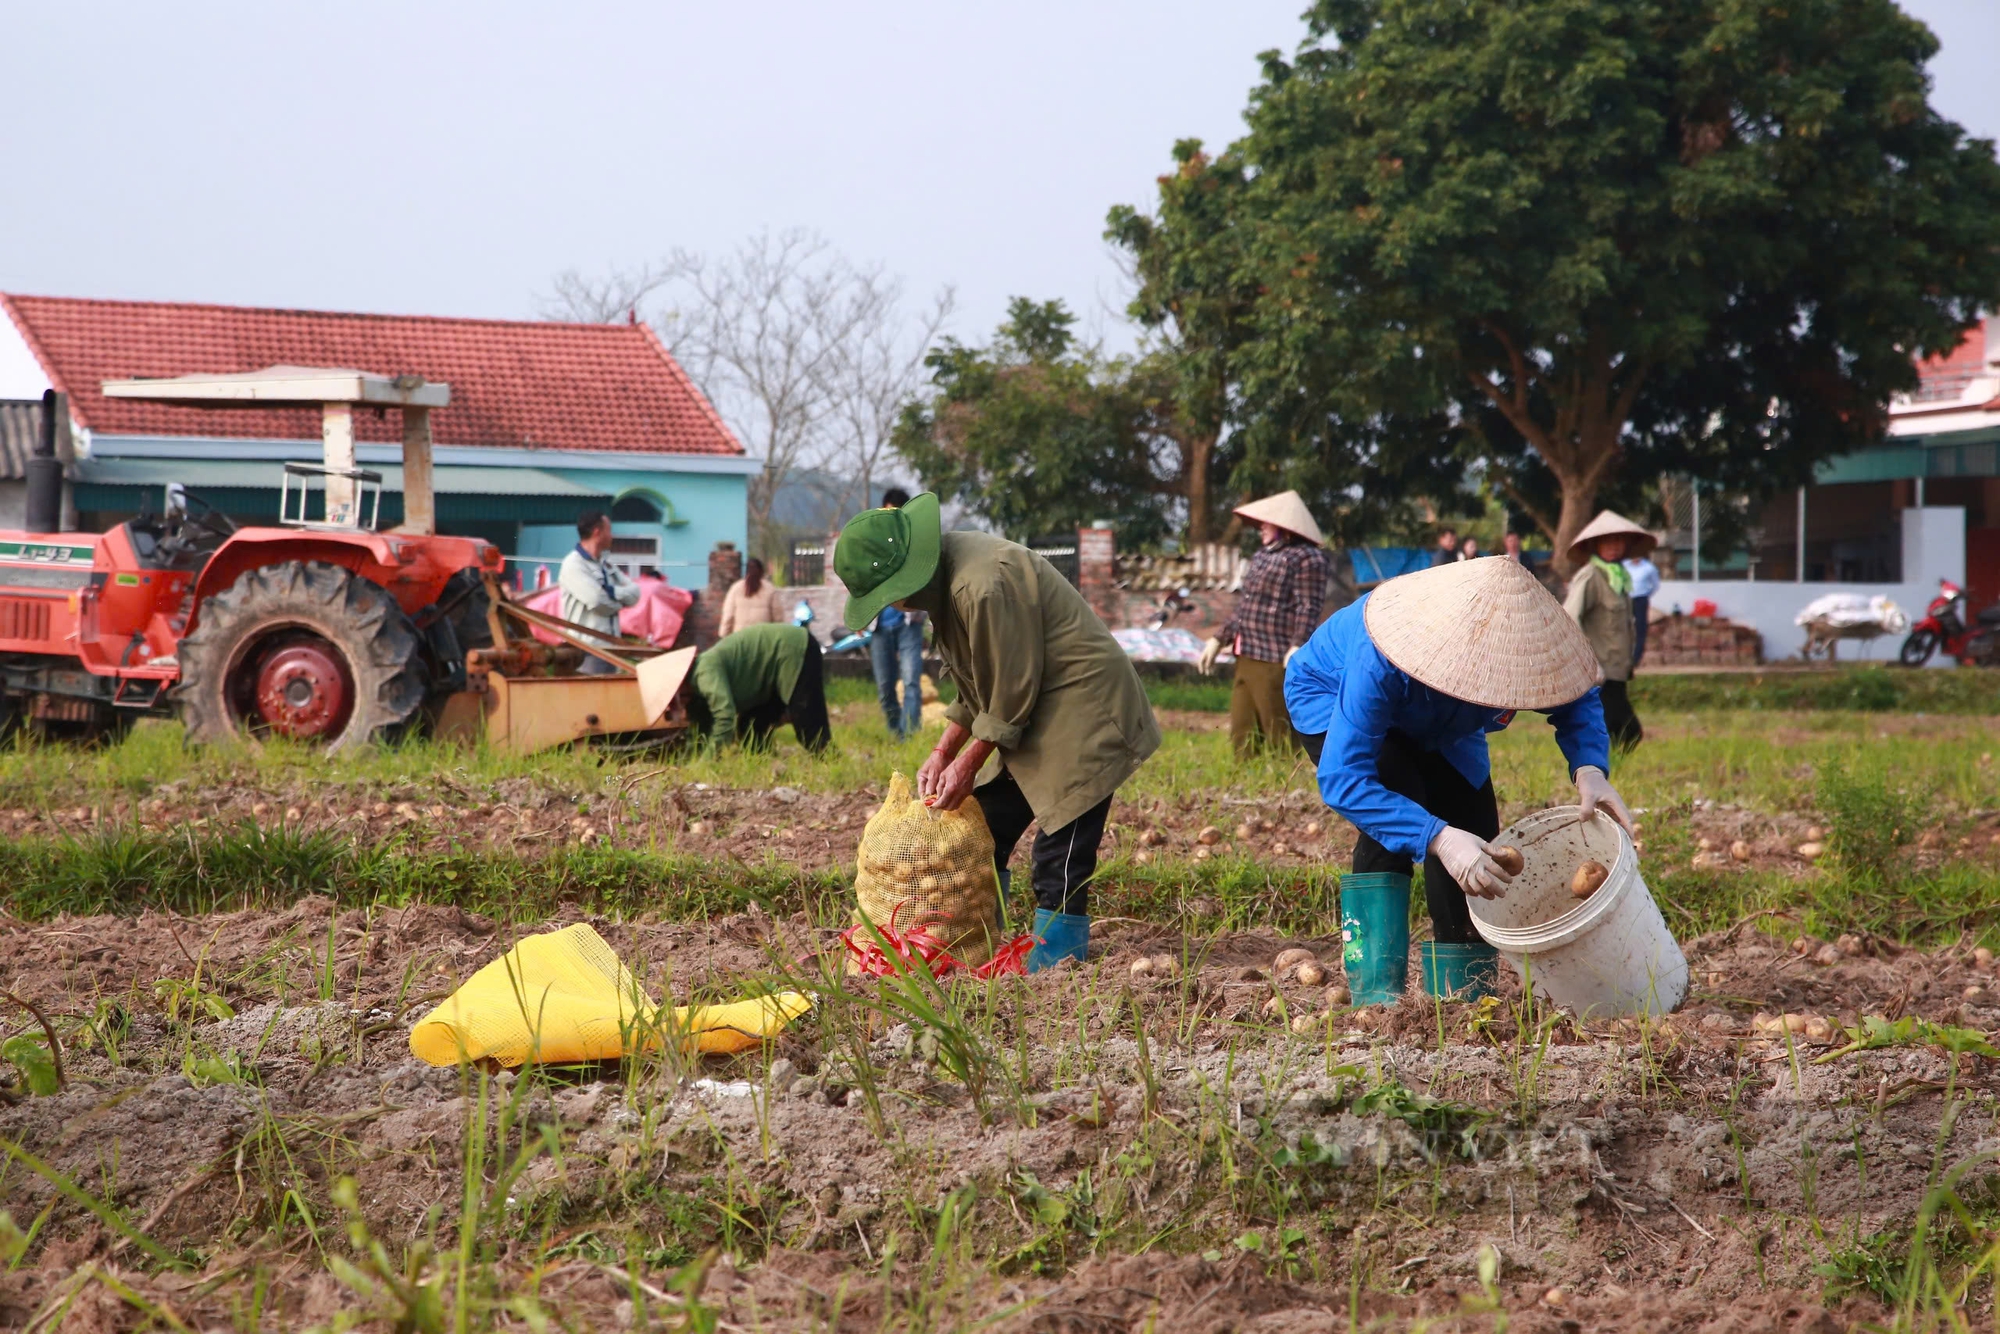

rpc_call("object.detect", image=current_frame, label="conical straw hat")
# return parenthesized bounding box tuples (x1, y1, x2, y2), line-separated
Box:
(1232, 490, 1324, 546)
(1364, 558, 1603, 710)
(1565, 510, 1657, 563)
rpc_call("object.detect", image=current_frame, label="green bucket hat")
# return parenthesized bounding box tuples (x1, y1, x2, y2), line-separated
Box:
(835, 491, 942, 631)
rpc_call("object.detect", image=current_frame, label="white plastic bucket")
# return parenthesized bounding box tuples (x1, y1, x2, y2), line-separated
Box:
(1467, 805, 1688, 1018)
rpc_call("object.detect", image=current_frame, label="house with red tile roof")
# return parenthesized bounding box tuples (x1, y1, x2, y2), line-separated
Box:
(0, 293, 758, 587)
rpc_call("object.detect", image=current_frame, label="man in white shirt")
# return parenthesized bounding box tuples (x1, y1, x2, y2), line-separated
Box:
(1623, 550, 1662, 667)
(560, 510, 640, 674)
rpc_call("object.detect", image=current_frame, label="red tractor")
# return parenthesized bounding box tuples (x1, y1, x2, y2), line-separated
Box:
(0, 368, 689, 753)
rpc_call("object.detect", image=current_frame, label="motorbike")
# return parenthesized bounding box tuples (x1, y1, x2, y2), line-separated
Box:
(794, 598, 872, 654)
(1900, 579, 2000, 666)
(1148, 586, 1197, 631)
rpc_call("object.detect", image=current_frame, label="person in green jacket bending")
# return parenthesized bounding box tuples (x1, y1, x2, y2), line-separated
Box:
(834, 493, 1161, 971)
(688, 622, 831, 754)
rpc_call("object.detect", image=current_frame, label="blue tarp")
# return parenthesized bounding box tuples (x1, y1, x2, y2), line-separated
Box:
(1345, 547, 1549, 584)
(1347, 547, 1434, 584)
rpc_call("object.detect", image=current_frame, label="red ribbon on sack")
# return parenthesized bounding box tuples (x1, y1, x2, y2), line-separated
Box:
(838, 904, 1035, 979)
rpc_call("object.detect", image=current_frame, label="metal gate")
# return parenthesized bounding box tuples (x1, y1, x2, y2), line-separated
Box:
(789, 540, 826, 588)
(1029, 537, 1079, 586)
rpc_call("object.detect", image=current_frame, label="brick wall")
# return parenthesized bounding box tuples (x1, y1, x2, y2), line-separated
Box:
(1645, 614, 1763, 666)
(1078, 528, 1115, 621)
(693, 542, 743, 648)
(1077, 526, 1352, 637)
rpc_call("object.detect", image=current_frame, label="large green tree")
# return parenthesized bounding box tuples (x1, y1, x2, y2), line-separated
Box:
(892, 299, 1181, 545)
(1231, 0, 2000, 562)
(1107, 142, 1254, 544)
(1109, 140, 1480, 547)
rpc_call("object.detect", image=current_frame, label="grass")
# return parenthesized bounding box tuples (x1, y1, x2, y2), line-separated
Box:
(0, 703, 1317, 816)
(1630, 664, 2000, 714)
(8, 669, 1989, 818)
(1145, 663, 2000, 715)
(0, 701, 1996, 948)
(1142, 674, 1237, 713)
(11, 682, 2000, 1320)
(0, 826, 854, 923)
(5, 687, 2000, 1326)
(0, 820, 1343, 941)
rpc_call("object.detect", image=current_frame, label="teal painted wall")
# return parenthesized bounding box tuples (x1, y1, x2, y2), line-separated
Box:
(515, 467, 747, 590)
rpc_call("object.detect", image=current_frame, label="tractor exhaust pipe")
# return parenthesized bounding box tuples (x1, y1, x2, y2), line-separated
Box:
(25, 389, 64, 534)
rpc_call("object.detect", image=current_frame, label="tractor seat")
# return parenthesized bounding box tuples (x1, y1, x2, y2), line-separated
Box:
(1977, 604, 2000, 627)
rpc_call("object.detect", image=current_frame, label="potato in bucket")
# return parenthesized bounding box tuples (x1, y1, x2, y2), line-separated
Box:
(852, 771, 1001, 967)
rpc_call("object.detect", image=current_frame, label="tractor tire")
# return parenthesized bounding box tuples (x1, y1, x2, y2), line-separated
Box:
(174, 560, 426, 754)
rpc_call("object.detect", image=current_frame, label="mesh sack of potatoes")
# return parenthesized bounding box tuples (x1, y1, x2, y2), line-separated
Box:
(852, 771, 1000, 967)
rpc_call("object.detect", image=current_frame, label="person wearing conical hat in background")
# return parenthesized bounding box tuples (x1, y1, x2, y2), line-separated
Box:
(1198, 491, 1334, 758)
(1283, 558, 1636, 1004)
(834, 493, 1161, 972)
(1562, 511, 1656, 752)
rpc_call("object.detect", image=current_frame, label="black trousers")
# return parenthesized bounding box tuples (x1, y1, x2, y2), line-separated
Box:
(1630, 595, 1650, 666)
(973, 769, 1112, 917)
(739, 636, 832, 754)
(1298, 728, 1493, 944)
(1600, 677, 1642, 752)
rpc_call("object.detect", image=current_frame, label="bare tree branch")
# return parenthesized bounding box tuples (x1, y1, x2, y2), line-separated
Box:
(820, 284, 954, 520)
(539, 264, 673, 324)
(655, 232, 882, 555)
(549, 233, 952, 560)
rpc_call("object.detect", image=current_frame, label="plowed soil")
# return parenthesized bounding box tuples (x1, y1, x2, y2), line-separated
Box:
(3, 891, 1994, 1330)
(13, 767, 1992, 888)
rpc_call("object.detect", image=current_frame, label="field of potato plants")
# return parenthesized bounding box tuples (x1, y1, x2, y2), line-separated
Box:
(1, 669, 1999, 1333)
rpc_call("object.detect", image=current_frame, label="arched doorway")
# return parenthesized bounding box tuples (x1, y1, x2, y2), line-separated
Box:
(608, 488, 670, 578)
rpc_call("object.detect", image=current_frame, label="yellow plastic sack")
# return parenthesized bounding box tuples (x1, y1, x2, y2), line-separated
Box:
(852, 771, 999, 967)
(409, 923, 812, 1068)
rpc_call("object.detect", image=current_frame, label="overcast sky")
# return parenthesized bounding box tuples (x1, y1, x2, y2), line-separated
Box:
(3, 0, 1997, 356)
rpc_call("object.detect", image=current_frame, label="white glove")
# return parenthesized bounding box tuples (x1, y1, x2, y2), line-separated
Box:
(1283, 645, 1300, 669)
(1198, 637, 1223, 676)
(1430, 826, 1514, 899)
(1575, 766, 1638, 836)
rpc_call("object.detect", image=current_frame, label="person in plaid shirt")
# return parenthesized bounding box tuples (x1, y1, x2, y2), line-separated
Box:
(1199, 491, 1333, 757)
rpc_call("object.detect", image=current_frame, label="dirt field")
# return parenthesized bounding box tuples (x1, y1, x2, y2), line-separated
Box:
(12, 759, 1990, 888)
(1, 707, 1996, 1331)
(2, 889, 1995, 1330)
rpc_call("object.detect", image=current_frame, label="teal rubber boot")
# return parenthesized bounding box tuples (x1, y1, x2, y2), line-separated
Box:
(1420, 940, 1502, 1000)
(996, 868, 1012, 933)
(1338, 872, 1411, 1005)
(1027, 908, 1089, 972)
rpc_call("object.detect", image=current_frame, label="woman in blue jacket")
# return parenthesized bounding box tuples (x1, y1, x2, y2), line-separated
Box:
(1284, 557, 1637, 1001)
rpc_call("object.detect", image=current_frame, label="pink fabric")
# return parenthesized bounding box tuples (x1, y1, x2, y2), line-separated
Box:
(518, 576, 694, 649)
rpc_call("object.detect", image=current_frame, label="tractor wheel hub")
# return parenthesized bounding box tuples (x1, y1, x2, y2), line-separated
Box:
(254, 639, 352, 739)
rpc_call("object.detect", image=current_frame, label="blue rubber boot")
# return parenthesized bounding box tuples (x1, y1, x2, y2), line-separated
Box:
(996, 868, 1012, 932)
(1027, 908, 1089, 972)
(1420, 940, 1502, 1000)
(1338, 872, 1411, 1005)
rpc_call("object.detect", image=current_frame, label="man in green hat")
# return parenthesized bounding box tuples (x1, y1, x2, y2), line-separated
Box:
(835, 493, 1160, 971)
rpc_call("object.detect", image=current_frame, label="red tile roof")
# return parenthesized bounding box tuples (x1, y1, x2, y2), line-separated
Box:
(0, 294, 743, 457)
(1911, 317, 1990, 404)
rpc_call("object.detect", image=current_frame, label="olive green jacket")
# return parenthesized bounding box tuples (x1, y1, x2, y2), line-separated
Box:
(1563, 561, 1634, 683)
(908, 532, 1160, 829)
(692, 623, 810, 746)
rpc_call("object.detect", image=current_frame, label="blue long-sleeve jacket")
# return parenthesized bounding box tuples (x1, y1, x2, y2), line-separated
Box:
(1284, 596, 1611, 859)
